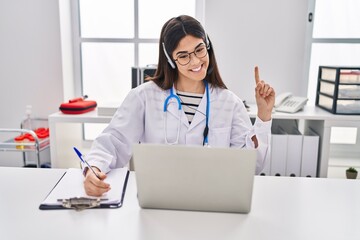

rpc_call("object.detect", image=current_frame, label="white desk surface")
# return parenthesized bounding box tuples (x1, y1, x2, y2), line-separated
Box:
(48, 110, 112, 123)
(248, 104, 360, 121)
(49, 105, 360, 122)
(1, 167, 360, 240)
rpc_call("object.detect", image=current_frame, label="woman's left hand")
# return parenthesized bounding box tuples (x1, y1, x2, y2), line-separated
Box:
(254, 66, 275, 121)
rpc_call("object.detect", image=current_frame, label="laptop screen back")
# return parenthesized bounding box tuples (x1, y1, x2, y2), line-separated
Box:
(132, 144, 256, 213)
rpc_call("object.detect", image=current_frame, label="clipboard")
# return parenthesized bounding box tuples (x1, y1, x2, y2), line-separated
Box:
(39, 168, 130, 210)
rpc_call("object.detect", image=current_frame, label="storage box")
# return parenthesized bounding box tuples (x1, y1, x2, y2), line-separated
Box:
(316, 66, 360, 114)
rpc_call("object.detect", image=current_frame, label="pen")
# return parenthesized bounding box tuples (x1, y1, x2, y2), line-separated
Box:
(73, 147, 100, 179)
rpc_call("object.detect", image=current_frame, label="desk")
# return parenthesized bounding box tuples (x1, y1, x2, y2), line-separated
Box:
(1, 167, 360, 240)
(48, 111, 112, 168)
(49, 107, 360, 177)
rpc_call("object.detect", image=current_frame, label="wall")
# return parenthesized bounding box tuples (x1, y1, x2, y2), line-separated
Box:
(0, 0, 64, 166)
(0, 0, 310, 167)
(205, 0, 309, 104)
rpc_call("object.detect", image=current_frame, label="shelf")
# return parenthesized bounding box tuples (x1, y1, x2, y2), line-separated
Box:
(247, 104, 360, 121)
(328, 157, 360, 168)
(0, 118, 50, 167)
(0, 137, 49, 153)
(48, 110, 112, 124)
(48, 106, 360, 177)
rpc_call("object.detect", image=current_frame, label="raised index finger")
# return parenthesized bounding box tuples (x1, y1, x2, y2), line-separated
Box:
(254, 66, 260, 84)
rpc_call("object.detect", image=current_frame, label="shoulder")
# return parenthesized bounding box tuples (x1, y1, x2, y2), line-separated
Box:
(211, 86, 243, 104)
(132, 81, 164, 94)
(210, 86, 248, 114)
(128, 81, 166, 103)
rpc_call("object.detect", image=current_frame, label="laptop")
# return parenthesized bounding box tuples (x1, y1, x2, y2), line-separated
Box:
(132, 144, 257, 213)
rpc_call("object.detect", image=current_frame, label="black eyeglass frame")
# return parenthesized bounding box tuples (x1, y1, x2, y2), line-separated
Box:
(173, 43, 208, 66)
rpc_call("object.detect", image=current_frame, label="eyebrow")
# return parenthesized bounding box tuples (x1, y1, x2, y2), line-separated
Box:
(175, 43, 204, 55)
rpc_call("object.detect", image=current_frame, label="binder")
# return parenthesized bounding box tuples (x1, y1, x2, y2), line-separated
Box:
(39, 168, 129, 210)
(259, 148, 271, 176)
(270, 127, 287, 176)
(301, 127, 319, 177)
(259, 157, 271, 176)
(285, 127, 303, 177)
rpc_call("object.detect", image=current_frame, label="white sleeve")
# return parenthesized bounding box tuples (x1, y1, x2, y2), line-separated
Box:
(230, 99, 272, 175)
(250, 117, 272, 174)
(85, 89, 145, 173)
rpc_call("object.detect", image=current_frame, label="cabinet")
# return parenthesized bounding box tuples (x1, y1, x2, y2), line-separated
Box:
(48, 107, 360, 177)
(248, 105, 360, 177)
(316, 66, 360, 114)
(48, 111, 112, 168)
(0, 118, 50, 167)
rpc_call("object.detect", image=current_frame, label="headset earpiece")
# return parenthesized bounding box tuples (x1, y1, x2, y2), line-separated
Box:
(162, 32, 209, 69)
(205, 34, 210, 50)
(162, 42, 176, 69)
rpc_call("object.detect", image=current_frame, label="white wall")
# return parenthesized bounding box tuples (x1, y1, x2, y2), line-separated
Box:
(0, 0, 310, 167)
(0, 0, 64, 166)
(205, 0, 309, 104)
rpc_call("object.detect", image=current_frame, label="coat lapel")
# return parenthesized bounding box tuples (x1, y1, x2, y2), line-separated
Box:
(187, 84, 218, 131)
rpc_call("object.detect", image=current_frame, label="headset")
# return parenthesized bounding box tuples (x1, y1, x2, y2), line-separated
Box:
(162, 30, 211, 69)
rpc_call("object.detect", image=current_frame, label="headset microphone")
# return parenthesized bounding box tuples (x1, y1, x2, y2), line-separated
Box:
(162, 42, 176, 69)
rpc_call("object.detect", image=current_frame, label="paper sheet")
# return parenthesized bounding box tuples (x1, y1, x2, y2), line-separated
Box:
(41, 168, 128, 206)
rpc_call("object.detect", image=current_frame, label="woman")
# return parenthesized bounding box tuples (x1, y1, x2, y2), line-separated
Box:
(83, 15, 275, 196)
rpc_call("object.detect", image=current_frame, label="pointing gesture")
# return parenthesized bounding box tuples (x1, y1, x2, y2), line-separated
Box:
(254, 66, 275, 122)
(255, 66, 261, 84)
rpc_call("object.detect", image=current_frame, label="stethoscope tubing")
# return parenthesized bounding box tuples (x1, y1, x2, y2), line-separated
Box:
(163, 81, 210, 146)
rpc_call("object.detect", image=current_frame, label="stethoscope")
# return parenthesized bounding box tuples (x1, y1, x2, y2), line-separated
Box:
(163, 81, 210, 146)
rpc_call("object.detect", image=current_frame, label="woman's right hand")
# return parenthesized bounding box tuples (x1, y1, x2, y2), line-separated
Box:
(83, 167, 111, 197)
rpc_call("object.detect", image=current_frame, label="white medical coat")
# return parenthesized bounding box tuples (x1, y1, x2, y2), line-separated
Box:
(86, 81, 272, 174)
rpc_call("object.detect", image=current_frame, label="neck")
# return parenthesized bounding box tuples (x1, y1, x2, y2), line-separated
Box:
(176, 81, 205, 94)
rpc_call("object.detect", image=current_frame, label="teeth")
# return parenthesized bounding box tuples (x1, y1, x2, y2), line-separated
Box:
(191, 66, 201, 72)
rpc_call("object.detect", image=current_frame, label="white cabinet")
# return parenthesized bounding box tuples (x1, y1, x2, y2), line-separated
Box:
(248, 105, 360, 177)
(49, 106, 360, 177)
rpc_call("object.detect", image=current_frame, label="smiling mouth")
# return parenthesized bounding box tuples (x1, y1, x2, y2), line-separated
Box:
(191, 65, 202, 72)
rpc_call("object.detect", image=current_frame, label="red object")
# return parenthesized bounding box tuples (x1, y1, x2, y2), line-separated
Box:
(59, 97, 97, 114)
(14, 128, 50, 142)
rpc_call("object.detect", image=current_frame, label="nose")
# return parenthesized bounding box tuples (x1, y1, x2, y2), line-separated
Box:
(189, 52, 201, 65)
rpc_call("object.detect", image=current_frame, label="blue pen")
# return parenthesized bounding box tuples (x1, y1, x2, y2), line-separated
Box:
(73, 147, 100, 179)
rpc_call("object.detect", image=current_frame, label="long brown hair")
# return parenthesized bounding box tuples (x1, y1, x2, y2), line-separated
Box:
(148, 15, 227, 90)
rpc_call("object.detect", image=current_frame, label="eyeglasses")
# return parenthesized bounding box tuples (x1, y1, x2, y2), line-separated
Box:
(174, 44, 208, 66)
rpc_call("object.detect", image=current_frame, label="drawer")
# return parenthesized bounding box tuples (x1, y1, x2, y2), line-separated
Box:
(340, 70, 360, 84)
(319, 81, 360, 99)
(319, 81, 335, 96)
(321, 68, 360, 83)
(338, 85, 360, 99)
(318, 94, 333, 111)
(318, 94, 360, 114)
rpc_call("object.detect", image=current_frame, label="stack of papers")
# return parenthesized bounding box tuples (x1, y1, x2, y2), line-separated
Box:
(39, 168, 129, 210)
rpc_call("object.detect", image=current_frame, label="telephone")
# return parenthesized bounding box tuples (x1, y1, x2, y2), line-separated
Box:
(274, 92, 308, 113)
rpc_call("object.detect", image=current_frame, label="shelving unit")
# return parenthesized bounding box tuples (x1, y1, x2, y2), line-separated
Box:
(316, 66, 360, 114)
(48, 106, 360, 177)
(247, 104, 360, 177)
(0, 118, 50, 167)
